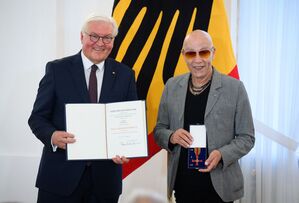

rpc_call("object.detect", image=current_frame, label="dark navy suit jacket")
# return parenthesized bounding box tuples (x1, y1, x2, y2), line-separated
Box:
(28, 52, 138, 197)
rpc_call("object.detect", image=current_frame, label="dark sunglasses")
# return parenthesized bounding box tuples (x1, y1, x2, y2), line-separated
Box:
(183, 48, 214, 59)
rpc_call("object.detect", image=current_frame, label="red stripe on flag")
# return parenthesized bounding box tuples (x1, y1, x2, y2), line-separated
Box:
(228, 64, 239, 80)
(122, 132, 161, 179)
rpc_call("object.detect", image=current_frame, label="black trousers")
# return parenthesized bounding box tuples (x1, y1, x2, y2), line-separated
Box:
(174, 189, 233, 203)
(37, 166, 119, 203)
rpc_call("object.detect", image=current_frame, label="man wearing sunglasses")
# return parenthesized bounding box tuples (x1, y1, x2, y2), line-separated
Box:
(28, 14, 137, 203)
(154, 30, 255, 203)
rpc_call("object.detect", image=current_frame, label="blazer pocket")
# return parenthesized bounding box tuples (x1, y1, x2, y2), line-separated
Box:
(225, 163, 244, 192)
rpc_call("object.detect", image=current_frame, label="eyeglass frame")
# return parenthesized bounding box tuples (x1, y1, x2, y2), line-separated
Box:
(182, 47, 215, 59)
(84, 31, 115, 44)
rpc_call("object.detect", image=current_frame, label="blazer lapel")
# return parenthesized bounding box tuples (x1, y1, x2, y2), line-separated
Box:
(99, 59, 116, 103)
(68, 52, 90, 103)
(176, 73, 190, 126)
(205, 69, 222, 118)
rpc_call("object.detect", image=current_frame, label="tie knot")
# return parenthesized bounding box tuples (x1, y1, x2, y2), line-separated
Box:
(91, 64, 98, 72)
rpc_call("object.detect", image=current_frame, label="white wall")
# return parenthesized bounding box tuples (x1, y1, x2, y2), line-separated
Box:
(0, 1, 56, 202)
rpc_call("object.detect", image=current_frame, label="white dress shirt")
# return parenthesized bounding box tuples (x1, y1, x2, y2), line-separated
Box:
(81, 51, 105, 101)
(52, 52, 105, 152)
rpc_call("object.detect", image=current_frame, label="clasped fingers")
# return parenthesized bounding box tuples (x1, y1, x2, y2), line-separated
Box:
(112, 155, 130, 165)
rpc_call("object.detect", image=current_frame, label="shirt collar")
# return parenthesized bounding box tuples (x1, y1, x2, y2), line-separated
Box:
(81, 51, 104, 71)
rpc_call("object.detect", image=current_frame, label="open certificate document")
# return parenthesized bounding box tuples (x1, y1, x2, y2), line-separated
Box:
(66, 100, 148, 160)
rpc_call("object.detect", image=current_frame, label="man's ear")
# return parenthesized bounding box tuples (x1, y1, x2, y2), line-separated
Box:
(80, 32, 84, 44)
(212, 47, 216, 60)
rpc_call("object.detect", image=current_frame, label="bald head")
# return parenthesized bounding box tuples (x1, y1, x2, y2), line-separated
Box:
(181, 30, 215, 82)
(183, 30, 213, 51)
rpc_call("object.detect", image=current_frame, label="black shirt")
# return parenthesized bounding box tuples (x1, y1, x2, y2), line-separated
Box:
(174, 80, 213, 195)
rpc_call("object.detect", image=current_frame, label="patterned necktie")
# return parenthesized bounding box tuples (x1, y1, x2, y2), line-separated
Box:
(89, 64, 98, 103)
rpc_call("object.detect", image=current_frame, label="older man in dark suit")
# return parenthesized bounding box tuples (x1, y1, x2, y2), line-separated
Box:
(28, 14, 137, 203)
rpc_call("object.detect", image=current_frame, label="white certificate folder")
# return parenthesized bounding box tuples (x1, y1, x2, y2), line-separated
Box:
(66, 100, 148, 160)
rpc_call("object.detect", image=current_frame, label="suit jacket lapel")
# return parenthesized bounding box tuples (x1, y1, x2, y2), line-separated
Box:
(176, 73, 190, 126)
(99, 58, 116, 103)
(68, 52, 90, 103)
(205, 68, 222, 118)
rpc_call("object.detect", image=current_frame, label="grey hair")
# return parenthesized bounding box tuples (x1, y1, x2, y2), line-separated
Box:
(81, 13, 118, 37)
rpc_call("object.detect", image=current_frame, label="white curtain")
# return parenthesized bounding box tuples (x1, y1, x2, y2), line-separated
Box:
(236, 0, 299, 202)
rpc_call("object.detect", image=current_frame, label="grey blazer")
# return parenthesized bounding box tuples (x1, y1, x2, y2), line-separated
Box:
(154, 69, 255, 202)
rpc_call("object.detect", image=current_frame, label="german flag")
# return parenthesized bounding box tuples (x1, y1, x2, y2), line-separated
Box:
(110, 0, 238, 179)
